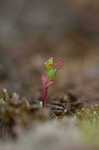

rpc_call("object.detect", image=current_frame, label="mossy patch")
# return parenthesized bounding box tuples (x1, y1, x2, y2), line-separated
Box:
(75, 105, 99, 147)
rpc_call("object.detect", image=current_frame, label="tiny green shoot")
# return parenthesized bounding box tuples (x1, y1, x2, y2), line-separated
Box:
(41, 57, 64, 107)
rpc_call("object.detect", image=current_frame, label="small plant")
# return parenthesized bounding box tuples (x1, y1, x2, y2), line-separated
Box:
(41, 57, 64, 107)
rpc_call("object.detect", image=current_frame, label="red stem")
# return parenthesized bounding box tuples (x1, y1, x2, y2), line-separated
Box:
(42, 87, 48, 107)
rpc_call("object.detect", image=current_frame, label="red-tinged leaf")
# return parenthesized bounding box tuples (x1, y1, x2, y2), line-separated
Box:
(53, 57, 57, 66)
(46, 80, 54, 88)
(41, 75, 53, 88)
(57, 58, 64, 69)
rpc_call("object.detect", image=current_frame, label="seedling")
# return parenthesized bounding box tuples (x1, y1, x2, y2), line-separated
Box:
(41, 57, 64, 107)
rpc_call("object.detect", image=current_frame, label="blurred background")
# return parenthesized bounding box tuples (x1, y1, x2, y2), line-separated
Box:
(0, 0, 99, 101)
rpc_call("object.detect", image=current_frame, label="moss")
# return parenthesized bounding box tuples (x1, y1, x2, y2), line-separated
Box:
(75, 104, 99, 147)
(0, 89, 52, 139)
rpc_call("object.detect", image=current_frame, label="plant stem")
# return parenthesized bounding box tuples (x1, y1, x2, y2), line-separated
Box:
(42, 87, 48, 107)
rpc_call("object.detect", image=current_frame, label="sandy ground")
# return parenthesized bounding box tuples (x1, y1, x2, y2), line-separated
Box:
(0, 119, 90, 150)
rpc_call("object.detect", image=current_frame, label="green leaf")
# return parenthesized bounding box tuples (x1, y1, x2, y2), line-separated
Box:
(44, 63, 52, 70)
(46, 69, 56, 80)
(44, 57, 54, 71)
(48, 57, 53, 65)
